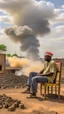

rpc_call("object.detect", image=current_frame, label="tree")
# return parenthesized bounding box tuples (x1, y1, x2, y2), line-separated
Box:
(12, 54, 18, 57)
(6, 54, 12, 57)
(0, 44, 7, 52)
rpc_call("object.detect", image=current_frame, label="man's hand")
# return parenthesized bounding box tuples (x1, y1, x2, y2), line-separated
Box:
(39, 69, 44, 74)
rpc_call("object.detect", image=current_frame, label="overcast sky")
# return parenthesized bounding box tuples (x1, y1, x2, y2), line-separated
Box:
(0, 0, 64, 58)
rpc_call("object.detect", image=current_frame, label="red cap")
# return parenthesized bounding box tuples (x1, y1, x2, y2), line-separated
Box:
(45, 52, 53, 57)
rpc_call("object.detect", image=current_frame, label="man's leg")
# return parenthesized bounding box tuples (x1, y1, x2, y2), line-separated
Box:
(26, 72, 38, 91)
(31, 76, 48, 96)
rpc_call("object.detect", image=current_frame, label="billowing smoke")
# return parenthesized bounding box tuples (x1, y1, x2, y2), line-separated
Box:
(6, 56, 43, 76)
(6, 56, 30, 68)
(0, 0, 55, 59)
(5, 25, 40, 59)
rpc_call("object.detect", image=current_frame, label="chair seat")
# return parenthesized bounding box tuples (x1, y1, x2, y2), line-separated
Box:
(41, 83, 59, 86)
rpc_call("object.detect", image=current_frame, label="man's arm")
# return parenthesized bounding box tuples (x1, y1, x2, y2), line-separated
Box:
(38, 69, 44, 74)
(39, 72, 54, 76)
(36, 69, 44, 76)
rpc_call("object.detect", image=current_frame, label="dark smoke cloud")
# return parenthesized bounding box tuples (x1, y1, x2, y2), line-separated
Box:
(0, 0, 55, 59)
(5, 25, 40, 59)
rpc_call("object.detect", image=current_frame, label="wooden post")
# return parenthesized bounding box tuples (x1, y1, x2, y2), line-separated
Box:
(0, 54, 6, 73)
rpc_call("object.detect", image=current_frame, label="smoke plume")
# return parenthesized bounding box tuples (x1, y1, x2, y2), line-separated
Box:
(0, 0, 55, 59)
(6, 56, 43, 76)
(5, 25, 40, 59)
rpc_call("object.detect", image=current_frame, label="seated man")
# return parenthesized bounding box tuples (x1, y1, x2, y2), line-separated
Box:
(26, 52, 58, 97)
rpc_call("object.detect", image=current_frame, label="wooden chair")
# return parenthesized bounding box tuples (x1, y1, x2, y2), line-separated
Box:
(40, 62, 62, 99)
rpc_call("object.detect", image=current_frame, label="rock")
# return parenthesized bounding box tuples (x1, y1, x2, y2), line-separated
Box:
(1, 86, 5, 89)
(13, 102, 18, 108)
(14, 100, 21, 107)
(19, 103, 25, 109)
(3, 94, 8, 99)
(6, 98, 10, 102)
(8, 105, 16, 111)
(17, 100, 21, 105)
(3, 103, 9, 108)
(15, 86, 18, 89)
(0, 94, 25, 111)
(0, 105, 3, 109)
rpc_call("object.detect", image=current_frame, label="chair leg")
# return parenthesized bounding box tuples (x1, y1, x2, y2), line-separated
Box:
(51, 86, 53, 94)
(55, 86, 57, 95)
(58, 86, 60, 99)
(48, 86, 49, 94)
(44, 85, 46, 99)
(40, 84, 42, 95)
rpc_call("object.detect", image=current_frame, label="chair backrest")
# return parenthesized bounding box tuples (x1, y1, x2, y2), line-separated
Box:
(55, 62, 62, 84)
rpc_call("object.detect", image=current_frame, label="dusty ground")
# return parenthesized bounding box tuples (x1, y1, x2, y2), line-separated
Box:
(0, 85, 64, 114)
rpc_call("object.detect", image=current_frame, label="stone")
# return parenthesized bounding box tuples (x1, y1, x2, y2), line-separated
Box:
(14, 100, 21, 107)
(15, 86, 18, 89)
(1, 86, 5, 89)
(13, 102, 18, 108)
(8, 105, 16, 111)
(3, 103, 10, 108)
(19, 103, 25, 109)
(0, 94, 24, 112)
(0, 105, 3, 109)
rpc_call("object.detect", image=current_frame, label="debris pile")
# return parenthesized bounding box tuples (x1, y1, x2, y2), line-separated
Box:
(0, 94, 25, 111)
(0, 72, 28, 89)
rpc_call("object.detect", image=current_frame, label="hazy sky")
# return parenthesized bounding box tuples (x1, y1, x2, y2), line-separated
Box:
(0, 0, 64, 58)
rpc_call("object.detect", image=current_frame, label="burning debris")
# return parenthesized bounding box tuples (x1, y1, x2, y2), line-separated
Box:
(0, 94, 25, 111)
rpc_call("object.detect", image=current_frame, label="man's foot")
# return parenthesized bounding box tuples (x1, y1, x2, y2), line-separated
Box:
(26, 87, 30, 91)
(22, 87, 30, 94)
(29, 92, 37, 98)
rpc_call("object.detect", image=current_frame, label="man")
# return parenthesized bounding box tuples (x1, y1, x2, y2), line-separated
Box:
(25, 52, 58, 97)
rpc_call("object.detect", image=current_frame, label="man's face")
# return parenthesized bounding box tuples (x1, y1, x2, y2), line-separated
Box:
(44, 55, 51, 61)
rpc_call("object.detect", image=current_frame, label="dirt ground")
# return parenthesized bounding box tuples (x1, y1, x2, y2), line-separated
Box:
(0, 85, 64, 114)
